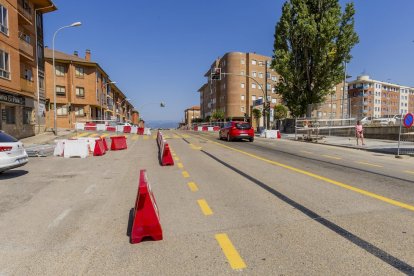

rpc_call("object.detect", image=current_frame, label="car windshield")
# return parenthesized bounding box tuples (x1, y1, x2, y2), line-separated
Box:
(0, 132, 18, 143)
(236, 123, 251, 129)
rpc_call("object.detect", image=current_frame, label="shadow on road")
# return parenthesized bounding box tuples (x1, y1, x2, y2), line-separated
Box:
(0, 170, 28, 179)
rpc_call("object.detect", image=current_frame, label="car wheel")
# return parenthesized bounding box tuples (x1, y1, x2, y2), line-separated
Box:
(249, 137, 254, 142)
(227, 134, 231, 142)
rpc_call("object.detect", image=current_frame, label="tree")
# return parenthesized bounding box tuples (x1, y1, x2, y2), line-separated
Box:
(274, 104, 288, 130)
(272, 0, 359, 117)
(252, 108, 262, 131)
(211, 109, 225, 121)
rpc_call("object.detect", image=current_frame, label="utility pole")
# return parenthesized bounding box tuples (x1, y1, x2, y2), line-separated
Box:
(264, 60, 268, 130)
(342, 62, 347, 119)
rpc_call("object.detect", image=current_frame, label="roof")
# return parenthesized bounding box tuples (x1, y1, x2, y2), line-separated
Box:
(186, 106, 200, 111)
(44, 48, 94, 64)
(32, 0, 57, 13)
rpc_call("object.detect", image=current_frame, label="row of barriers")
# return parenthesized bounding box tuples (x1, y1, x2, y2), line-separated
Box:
(53, 135, 128, 158)
(193, 125, 220, 132)
(157, 131, 174, 166)
(75, 122, 151, 135)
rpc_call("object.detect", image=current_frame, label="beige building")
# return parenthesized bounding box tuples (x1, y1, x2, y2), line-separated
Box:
(44, 48, 133, 129)
(184, 105, 200, 126)
(0, 0, 56, 139)
(309, 82, 348, 119)
(199, 52, 281, 126)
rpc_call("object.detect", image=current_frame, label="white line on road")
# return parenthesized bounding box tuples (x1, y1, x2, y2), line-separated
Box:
(48, 208, 71, 228)
(84, 184, 97, 194)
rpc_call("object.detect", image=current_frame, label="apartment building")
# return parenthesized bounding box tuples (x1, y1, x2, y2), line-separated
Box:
(0, 0, 56, 139)
(44, 48, 133, 129)
(184, 105, 200, 126)
(198, 52, 280, 123)
(309, 82, 348, 119)
(348, 75, 414, 119)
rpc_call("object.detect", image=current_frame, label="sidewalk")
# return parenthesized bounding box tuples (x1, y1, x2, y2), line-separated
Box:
(21, 129, 75, 146)
(280, 133, 414, 156)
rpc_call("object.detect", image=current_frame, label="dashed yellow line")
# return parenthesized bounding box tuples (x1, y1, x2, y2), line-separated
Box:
(76, 132, 90, 137)
(89, 133, 99, 137)
(215, 233, 247, 270)
(355, 161, 383, 168)
(404, 170, 414, 175)
(152, 135, 157, 139)
(100, 133, 109, 138)
(188, 182, 198, 192)
(144, 136, 149, 140)
(322, 154, 342, 160)
(301, 150, 314, 155)
(177, 163, 183, 169)
(172, 153, 177, 157)
(175, 157, 180, 161)
(173, 135, 180, 139)
(197, 199, 213, 215)
(209, 139, 414, 212)
(132, 135, 139, 141)
(182, 171, 190, 178)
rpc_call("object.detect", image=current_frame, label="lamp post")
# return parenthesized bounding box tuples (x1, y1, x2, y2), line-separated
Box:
(52, 21, 81, 135)
(101, 81, 116, 121)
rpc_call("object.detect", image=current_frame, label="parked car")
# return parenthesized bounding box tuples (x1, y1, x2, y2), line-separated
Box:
(372, 115, 401, 126)
(360, 116, 373, 125)
(219, 121, 254, 142)
(0, 131, 29, 173)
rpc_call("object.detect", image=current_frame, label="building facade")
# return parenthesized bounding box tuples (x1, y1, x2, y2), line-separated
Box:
(309, 82, 348, 119)
(199, 52, 281, 124)
(0, 0, 56, 139)
(184, 106, 200, 126)
(348, 75, 414, 119)
(44, 48, 133, 129)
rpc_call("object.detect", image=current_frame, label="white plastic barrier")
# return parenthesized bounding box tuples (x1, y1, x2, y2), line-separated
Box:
(63, 139, 89, 158)
(116, 125, 124, 132)
(97, 124, 106, 131)
(144, 128, 151, 136)
(197, 127, 203, 132)
(77, 137, 100, 153)
(131, 126, 138, 134)
(264, 130, 280, 139)
(75, 123, 85, 131)
(53, 140, 65, 156)
(208, 126, 214, 131)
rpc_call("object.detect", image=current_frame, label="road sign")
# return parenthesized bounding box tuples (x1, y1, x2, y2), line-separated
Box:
(254, 99, 263, 106)
(403, 113, 413, 128)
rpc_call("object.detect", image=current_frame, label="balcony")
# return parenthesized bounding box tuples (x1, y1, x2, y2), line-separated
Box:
(19, 39, 34, 58)
(20, 77, 35, 93)
(17, 1, 33, 22)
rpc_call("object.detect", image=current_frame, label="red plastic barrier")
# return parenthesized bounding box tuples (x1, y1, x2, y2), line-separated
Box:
(213, 126, 220, 131)
(106, 126, 116, 132)
(101, 137, 108, 151)
(277, 130, 281, 139)
(124, 125, 131, 133)
(138, 127, 144, 135)
(202, 126, 208, 131)
(110, 136, 127, 150)
(85, 122, 97, 131)
(161, 141, 174, 166)
(93, 139, 106, 156)
(131, 170, 163, 244)
(193, 126, 197, 131)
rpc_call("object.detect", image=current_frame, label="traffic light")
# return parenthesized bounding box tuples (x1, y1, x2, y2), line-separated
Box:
(211, 68, 221, 80)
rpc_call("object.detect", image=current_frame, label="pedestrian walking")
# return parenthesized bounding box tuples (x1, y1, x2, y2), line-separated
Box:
(355, 120, 365, 146)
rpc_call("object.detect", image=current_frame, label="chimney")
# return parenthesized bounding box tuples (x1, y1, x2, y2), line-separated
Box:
(85, 49, 91, 61)
(74, 50, 78, 57)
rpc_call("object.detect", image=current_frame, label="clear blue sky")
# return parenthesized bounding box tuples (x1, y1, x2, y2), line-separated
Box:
(43, 0, 414, 122)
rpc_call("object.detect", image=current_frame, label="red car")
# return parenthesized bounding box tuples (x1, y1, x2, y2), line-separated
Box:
(219, 121, 254, 142)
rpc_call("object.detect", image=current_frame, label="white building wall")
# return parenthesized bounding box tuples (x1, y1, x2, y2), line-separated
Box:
(374, 82, 381, 118)
(399, 87, 409, 115)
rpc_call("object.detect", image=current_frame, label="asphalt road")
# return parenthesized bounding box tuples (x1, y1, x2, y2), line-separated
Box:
(0, 130, 413, 275)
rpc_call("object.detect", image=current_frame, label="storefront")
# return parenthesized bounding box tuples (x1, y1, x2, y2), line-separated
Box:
(0, 90, 35, 139)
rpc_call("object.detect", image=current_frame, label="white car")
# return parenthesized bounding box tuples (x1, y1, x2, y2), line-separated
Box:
(0, 131, 28, 173)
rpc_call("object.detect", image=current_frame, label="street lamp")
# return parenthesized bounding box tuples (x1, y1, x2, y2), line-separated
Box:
(101, 81, 116, 121)
(52, 21, 82, 135)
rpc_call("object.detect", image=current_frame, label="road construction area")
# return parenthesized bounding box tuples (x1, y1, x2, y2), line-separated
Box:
(1, 130, 414, 275)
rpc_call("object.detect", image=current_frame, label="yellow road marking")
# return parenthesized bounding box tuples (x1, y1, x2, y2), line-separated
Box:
(190, 144, 202, 150)
(182, 171, 190, 178)
(188, 182, 198, 192)
(132, 136, 139, 141)
(173, 135, 180, 139)
(100, 133, 109, 138)
(164, 135, 170, 139)
(355, 161, 383, 168)
(77, 132, 90, 137)
(89, 133, 99, 137)
(175, 157, 180, 161)
(177, 162, 184, 169)
(182, 134, 190, 138)
(322, 154, 342, 160)
(197, 199, 213, 215)
(209, 139, 414, 212)
(301, 151, 314, 154)
(172, 153, 177, 156)
(144, 136, 149, 140)
(215, 233, 247, 270)
(152, 135, 157, 139)
(404, 170, 414, 175)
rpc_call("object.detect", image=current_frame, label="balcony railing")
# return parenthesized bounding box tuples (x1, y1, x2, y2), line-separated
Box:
(20, 77, 35, 93)
(17, 1, 33, 21)
(19, 39, 33, 57)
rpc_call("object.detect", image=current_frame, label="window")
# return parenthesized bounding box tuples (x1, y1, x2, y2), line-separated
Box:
(240, 71, 244, 75)
(5, 106, 15, 124)
(0, 5, 8, 35)
(240, 59, 245, 65)
(271, 76, 277, 81)
(0, 50, 10, 79)
(258, 72, 263, 78)
(240, 83, 245, 88)
(75, 66, 84, 77)
(252, 83, 256, 89)
(75, 106, 85, 117)
(258, 61, 263, 66)
(39, 76, 44, 89)
(252, 71, 257, 77)
(241, 106, 245, 112)
(267, 83, 271, 89)
(272, 98, 277, 103)
(56, 85, 66, 96)
(267, 96, 271, 101)
(23, 108, 32, 124)
(333, 104, 337, 109)
(252, 60, 257, 65)
(241, 95, 245, 101)
(24, 69, 32, 81)
(266, 73, 270, 78)
(57, 105, 68, 116)
(252, 95, 256, 101)
(55, 64, 65, 76)
(76, 87, 85, 97)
